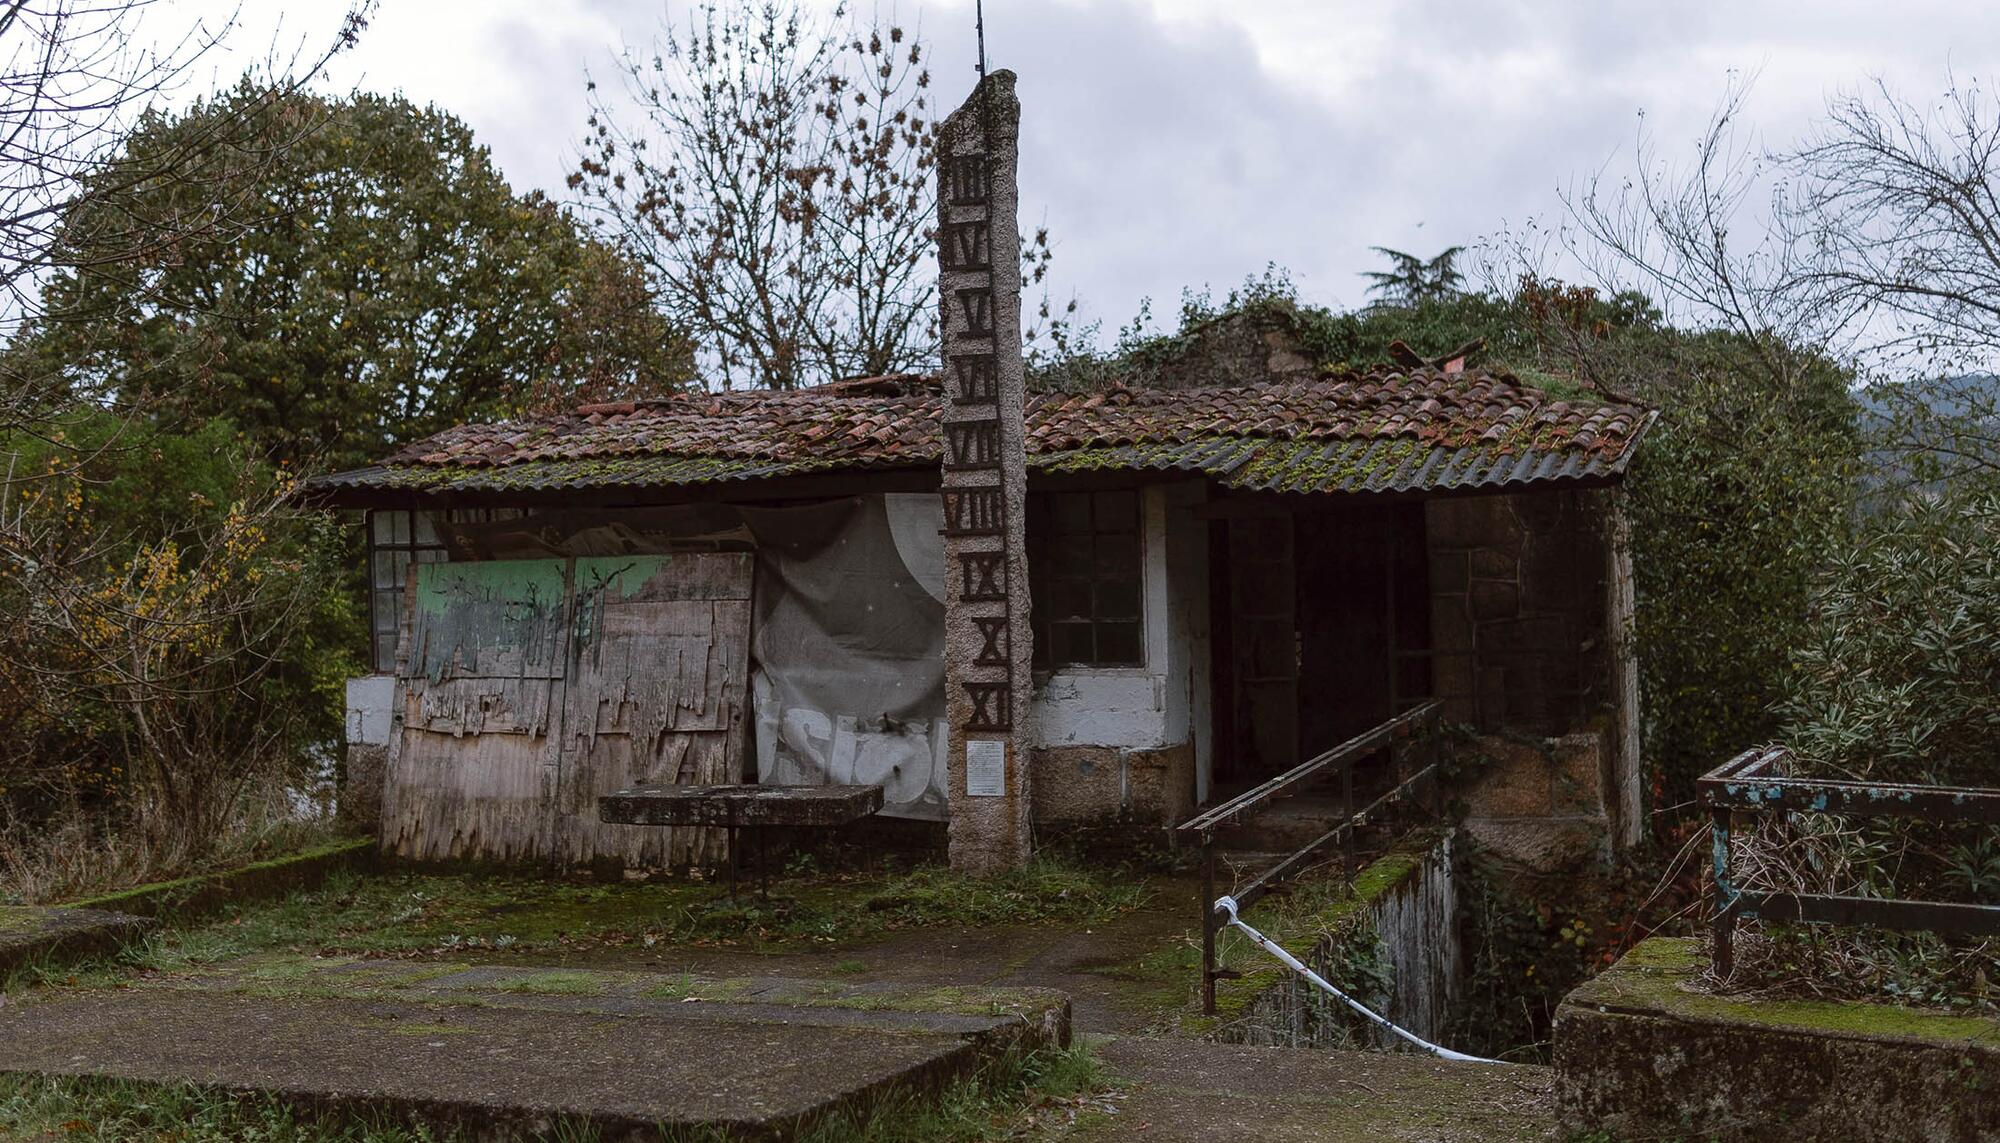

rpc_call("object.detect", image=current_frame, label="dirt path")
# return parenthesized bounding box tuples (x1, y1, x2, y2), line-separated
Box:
(531, 875, 1204, 1035)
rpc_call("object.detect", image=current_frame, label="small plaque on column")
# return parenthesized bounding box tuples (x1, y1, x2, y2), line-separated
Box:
(965, 739, 1007, 797)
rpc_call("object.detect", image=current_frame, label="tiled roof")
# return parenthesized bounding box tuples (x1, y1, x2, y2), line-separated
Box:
(306, 366, 1654, 501)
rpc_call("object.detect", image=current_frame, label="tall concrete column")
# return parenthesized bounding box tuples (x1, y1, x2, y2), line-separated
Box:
(937, 70, 1033, 874)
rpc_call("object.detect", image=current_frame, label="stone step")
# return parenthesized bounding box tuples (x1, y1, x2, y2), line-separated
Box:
(1092, 1034, 1555, 1141)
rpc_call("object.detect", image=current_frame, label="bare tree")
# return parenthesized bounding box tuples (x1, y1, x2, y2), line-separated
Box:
(1777, 77, 2000, 481)
(0, 1, 369, 430)
(1565, 73, 2000, 482)
(574, 1, 1057, 390)
(1562, 77, 1863, 397)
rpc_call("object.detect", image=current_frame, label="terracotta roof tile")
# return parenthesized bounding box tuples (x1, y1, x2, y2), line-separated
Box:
(309, 365, 1655, 500)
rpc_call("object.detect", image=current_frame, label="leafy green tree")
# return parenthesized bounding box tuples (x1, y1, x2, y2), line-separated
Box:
(13, 81, 692, 472)
(1737, 491, 2000, 1005)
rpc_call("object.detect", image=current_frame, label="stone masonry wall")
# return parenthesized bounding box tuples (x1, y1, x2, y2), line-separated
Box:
(1426, 488, 1612, 736)
(1428, 488, 1634, 868)
(1029, 743, 1195, 828)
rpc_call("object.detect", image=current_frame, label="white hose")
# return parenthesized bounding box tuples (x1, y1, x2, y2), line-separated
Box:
(1212, 895, 1503, 1065)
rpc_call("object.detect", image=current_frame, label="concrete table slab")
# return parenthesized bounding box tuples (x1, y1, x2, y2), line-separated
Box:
(597, 783, 883, 828)
(599, 784, 884, 900)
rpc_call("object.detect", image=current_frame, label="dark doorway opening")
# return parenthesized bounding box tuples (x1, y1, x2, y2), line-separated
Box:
(1206, 498, 1433, 801)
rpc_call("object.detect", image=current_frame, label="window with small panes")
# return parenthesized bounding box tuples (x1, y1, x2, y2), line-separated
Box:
(366, 508, 521, 673)
(1027, 489, 1144, 669)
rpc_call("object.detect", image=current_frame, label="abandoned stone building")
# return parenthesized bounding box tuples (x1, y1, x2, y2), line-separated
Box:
(309, 333, 1654, 874)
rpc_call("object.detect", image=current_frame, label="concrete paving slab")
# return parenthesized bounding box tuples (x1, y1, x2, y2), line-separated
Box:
(0, 905, 151, 978)
(0, 964, 1072, 1139)
(1087, 1035, 1555, 1142)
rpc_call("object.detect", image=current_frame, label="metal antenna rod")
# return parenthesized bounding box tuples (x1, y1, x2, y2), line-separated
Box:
(975, 0, 987, 77)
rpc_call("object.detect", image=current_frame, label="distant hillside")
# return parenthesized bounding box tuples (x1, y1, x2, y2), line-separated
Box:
(1860, 373, 2000, 492)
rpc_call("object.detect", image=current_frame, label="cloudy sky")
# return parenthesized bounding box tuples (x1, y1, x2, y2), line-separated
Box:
(188, 0, 2000, 341)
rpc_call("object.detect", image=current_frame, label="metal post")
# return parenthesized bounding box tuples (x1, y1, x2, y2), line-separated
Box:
(1710, 805, 1736, 978)
(1426, 713, 1442, 818)
(1342, 764, 1356, 887)
(1386, 736, 1400, 824)
(1201, 836, 1218, 1015)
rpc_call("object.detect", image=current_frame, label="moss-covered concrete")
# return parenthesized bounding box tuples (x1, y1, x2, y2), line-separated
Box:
(1202, 830, 1446, 1043)
(1556, 937, 2000, 1140)
(0, 980, 1057, 1140)
(134, 952, 1076, 1036)
(0, 906, 152, 981)
(67, 837, 375, 922)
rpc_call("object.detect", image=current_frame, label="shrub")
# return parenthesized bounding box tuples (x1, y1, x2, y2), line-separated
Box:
(1732, 492, 2000, 1006)
(0, 412, 357, 899)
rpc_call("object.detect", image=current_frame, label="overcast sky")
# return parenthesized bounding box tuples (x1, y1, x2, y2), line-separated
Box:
(189, 0, 2000, 343)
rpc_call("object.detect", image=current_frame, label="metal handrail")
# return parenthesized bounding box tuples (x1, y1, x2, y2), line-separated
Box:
(1699, 746, 2000, 977)
(1180, 700, 1445, 1014)
(1213, 894, 1501, 1063)
(1177, 701, 1442, 838)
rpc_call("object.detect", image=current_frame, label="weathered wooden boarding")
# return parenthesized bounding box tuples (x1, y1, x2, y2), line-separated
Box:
(382, 553, 751, 868)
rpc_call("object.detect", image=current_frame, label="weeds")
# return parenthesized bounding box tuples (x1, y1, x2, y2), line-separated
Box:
(0, 1074, 468, 1141)
(0, 792, 349, 906)
(1, 855, 1154, 991)
(788, 1044, 1109, 1143)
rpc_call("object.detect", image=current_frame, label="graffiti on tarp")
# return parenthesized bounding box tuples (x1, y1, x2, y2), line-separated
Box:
(753, 682, 948, 819)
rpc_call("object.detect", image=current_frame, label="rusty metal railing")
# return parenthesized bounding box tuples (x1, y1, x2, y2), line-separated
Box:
(1176, 700, 1444, 1015)
(1699, 746, 2000, 977)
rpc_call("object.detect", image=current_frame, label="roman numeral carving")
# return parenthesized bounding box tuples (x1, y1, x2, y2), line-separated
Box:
(964, 679, 1012, 732)
(944, 418, 1001, 470)
(945, 152, 988, 205)
(955, 287, 993, 339)
(950, 354, 997, 404)
(940, 220, 991, 271)
(959, 550, 1007, 601)
(974, 617, 1010, 665)
(942, 487, 1006, 535)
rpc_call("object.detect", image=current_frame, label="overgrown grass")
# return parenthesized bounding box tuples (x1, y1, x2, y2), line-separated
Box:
(0, 1044, 1110, 1142)
(0, 796, 349, 907)
(0, 1074, 478, 1141)
(4, 856, 1154, 988)
(791, 1044, 1109, 1143)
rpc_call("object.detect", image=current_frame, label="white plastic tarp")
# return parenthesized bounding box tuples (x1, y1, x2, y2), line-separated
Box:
(750, 494, 948, 820)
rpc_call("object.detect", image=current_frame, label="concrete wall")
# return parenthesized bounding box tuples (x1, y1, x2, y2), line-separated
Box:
(1222, 832, 1460, 1047)
(1427, 488, 1642, 862)
(1027, 481, 1208, 827)
(341, 675, 394, 830)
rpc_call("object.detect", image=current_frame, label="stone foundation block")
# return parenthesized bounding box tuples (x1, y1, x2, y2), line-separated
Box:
(1556, 937, 2000, 1142)
(1029, 743, 1193, 827)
